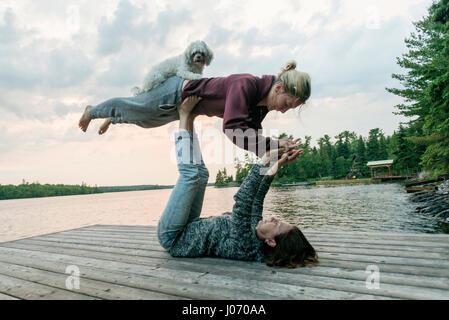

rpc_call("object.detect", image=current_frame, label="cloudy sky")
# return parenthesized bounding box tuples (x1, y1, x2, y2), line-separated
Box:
(0, 0, 434, 186)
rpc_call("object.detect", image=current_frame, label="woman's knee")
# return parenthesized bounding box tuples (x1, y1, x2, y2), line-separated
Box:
(178, 165, 201, 182)
(198, 165, 209, 182)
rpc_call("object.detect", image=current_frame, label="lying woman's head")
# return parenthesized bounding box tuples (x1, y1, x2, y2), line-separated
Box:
(256, 217, 318, 268)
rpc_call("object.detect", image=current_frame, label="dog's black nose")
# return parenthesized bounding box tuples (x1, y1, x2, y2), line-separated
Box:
(193, 53, 204, 62)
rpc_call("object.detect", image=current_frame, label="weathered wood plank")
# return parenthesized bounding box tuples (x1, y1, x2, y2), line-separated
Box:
(0, 261, 187, 300)
(0, 273, 97, 300)
(0, 292, 20, 300)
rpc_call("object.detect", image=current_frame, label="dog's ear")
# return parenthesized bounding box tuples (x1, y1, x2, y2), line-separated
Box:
(205, 51, 213, 66)
(201, 42, 214, 66)
(184, 44, 193, 63)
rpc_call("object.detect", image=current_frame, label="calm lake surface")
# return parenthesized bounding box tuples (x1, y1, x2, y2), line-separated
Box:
(0, 183, 447, 243)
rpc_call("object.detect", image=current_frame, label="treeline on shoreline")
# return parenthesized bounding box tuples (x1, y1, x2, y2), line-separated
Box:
(215, 127, 416, 186)
(0, 181, 178, 200)
(0, 181, 103, 200)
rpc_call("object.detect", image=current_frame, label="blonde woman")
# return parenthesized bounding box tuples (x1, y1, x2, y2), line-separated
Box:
(79, 60, 311, 157)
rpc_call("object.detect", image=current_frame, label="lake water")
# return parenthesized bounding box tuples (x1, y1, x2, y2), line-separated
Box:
(0, 182, 446, 243)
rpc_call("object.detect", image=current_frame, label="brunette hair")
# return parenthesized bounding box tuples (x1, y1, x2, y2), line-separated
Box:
(274, 60, 311, 104)
(261, 226, 319, 268)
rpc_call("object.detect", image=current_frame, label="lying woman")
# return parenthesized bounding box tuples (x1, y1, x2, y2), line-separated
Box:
(157, 95, 318, 268)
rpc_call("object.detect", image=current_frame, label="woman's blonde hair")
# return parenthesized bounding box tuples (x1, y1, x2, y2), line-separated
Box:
(275, 60, 311, 104)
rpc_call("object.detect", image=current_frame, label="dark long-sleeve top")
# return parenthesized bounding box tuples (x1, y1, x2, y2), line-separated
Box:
(169, 164, 275, 262)
(181, 74, 275, 156)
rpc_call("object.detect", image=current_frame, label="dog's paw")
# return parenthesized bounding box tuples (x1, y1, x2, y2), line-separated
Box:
(190, 73, 202, 80)
(178, 71, 202, 80)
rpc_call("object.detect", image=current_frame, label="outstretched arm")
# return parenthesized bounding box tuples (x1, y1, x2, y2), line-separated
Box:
(250, 147, 304, 224)
(229, 164, 265, 241)
(250, 174, 275, 227)
(229, 145, 303, 239)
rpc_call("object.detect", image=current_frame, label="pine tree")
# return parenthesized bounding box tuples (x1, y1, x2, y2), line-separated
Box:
(366, 128, 381, 161)
(355, 135, 368, 176)
(378, 133, 389, 160)
(386, 0, 449, 175)
(215, 170, 224, 186)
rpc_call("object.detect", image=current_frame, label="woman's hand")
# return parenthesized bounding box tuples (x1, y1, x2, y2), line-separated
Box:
(178, 95, 201, 132)
(178, 95, 201, 118)
(265, 148, 304, 176)
(260, 138, 302, 166)
(279, 138, 301, 153)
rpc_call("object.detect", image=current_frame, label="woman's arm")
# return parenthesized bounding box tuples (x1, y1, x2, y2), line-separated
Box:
(229, 164, 264, 241)
(222, 81, 274, 157)
(250, 175, 275, 227)
(250, 147, 304, 226)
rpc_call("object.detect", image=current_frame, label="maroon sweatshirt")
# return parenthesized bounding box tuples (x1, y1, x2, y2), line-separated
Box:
(181, 74, 277, 156)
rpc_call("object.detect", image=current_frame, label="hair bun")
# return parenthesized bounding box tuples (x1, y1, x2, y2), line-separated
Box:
(278, 60, 297, 77)
(283, 60, 297, 71)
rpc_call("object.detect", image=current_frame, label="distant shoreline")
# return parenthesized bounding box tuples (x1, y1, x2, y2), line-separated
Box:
(1, 177, 380, 200)
(0, 183, 178, 200)
(0, 182, 214, 200)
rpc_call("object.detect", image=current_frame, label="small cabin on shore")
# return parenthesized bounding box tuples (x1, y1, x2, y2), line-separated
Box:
(366, 160, 394, 178)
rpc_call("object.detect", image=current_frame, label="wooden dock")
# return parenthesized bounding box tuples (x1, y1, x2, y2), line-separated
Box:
(0, 225, 448, 300)
(316, 179, 375, 186)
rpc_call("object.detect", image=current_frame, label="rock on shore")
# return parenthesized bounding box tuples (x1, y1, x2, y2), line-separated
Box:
(409, 180, 449, 223)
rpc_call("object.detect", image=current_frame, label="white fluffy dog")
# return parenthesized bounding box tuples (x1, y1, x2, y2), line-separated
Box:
(132, 40, 214, 95)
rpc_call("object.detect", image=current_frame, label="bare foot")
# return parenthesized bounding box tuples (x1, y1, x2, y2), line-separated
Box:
(99, 118, 111, 135)
(79, 105, 92, 132)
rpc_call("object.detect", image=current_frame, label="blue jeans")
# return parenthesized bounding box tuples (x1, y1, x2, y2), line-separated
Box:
(157, 130, 209, 250)
(89, 76, 184, 128)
